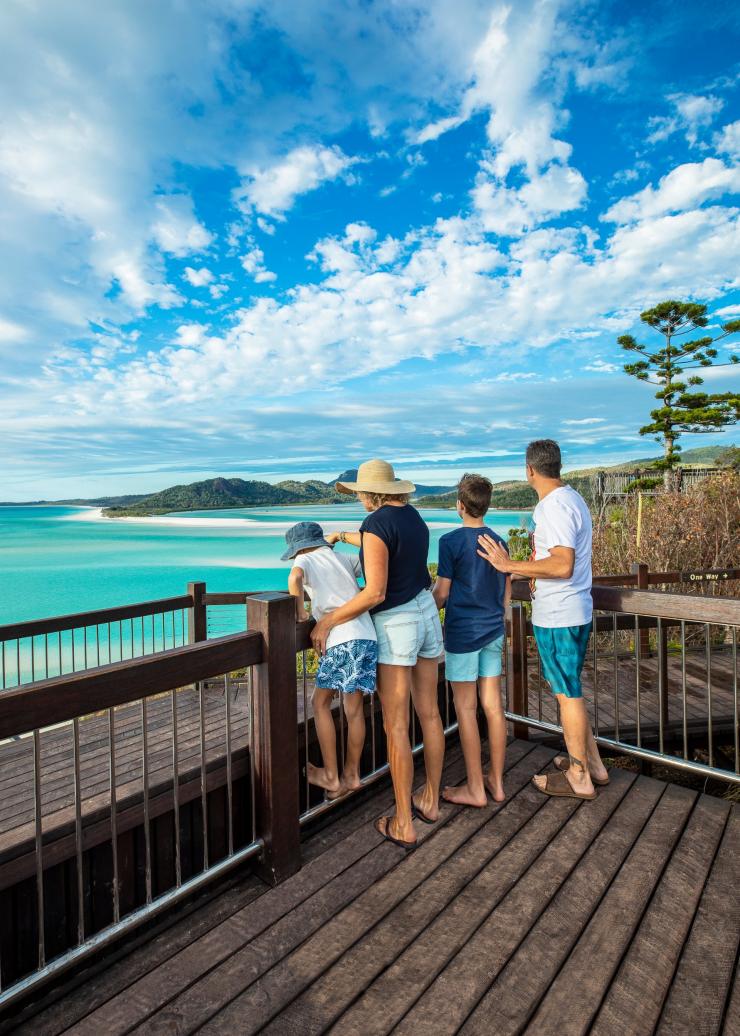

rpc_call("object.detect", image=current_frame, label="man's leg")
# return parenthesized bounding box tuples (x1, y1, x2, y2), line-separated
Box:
(479, 675, 506, 802)
(533, 694, 595, 795)
(410, 655, 445, 820)
(377, 663, 415, 843)
(554, 723, 608, 782)
(442, 680, 487, 807)
(308, 687, 340, 794)
(340, 691, 365, 792)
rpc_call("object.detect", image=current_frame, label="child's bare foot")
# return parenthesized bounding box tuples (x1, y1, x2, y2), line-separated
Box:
(484, 774, 506, 802)
(339, 772, 362, 795)
(307, 763, 341, 795)
(442, 783, 487, 808)
(412, 793, 440, 823)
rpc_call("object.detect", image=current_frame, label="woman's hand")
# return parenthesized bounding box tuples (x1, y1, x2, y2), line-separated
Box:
(477, 534, 513, 573)
(311, 613, 335, 655)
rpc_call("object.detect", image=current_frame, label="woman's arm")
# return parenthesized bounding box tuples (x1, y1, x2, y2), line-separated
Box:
(288, 567, 309, 622)
(325, 531, 362, 548)
(311, 532, 388, 654)
(432, 576, 451, 609)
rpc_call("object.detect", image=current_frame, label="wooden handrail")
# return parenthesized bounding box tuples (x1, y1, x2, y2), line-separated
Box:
(0, 631, 262, 740)
(0, 594, 194, 642)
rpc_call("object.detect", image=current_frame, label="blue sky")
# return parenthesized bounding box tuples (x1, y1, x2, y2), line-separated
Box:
(0, 0, 739, 500)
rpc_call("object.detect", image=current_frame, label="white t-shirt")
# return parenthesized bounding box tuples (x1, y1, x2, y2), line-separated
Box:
(293, 547, 377, 650)
(531, 486, 593, 629)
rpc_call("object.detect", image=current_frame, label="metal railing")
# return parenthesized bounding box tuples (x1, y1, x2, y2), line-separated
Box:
(506, 582, 740, 785)
(0, 626, 265, 1011)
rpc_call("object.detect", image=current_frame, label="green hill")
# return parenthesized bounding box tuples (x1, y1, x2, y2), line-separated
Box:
(103, 476, 347, 516)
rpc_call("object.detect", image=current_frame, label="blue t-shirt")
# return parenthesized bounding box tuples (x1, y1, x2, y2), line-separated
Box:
(437, 525, 507, 653)
(360, 504, 431, 614)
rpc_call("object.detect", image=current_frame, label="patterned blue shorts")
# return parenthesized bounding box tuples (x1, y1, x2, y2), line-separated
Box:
(316, 639, 378, 694)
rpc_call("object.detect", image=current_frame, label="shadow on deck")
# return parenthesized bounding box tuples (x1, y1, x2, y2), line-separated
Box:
(6, 738, 739, 1036)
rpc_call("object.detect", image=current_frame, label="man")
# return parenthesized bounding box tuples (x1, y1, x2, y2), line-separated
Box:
(477, 439, 609, 799)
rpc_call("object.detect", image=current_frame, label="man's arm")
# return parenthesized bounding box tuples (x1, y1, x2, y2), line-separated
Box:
(288, 566, 309, 621)
(477, 535, 575, 579)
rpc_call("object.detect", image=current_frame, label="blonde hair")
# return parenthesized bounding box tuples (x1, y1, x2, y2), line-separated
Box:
(359, 491, 410, 509)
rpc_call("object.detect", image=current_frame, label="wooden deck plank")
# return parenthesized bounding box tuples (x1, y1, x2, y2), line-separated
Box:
(724, 966, 740, 1036)
(260, 747, 578, 1036)
(656, 807, 740, 1036)
(166, 746, 547, 1036)
(517, 784, 697, 1036)
(54, 743, 483, 1036)
(590, 794, 730, 1035)
(312, 769, 635, 1036)
(395, 773, 662, 1036)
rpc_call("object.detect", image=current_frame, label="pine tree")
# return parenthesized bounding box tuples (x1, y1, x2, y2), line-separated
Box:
(619, 300, 740, 473)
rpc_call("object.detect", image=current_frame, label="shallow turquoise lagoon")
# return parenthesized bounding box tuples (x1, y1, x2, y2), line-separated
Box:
(0, 504, 531, 626)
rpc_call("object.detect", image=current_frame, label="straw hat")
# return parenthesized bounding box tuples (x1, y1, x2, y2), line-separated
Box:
(336, 459, 415, 496)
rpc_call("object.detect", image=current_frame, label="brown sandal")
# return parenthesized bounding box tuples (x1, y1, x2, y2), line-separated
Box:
(533, 770, 598, 801)
(554, 756, 609, 786)
(374, 816, 417, 851)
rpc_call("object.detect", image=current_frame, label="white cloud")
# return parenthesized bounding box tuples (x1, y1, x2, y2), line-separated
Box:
(241, 246, 277, 283)
(0, 316, 30, 344)
(473, 163, 587, 235)
(563, 417, 607, 424)
(184, 266, 215, 287)
(151, 195, 212, 257)
(234, 145, 359, 219)
(604, 159, 740, 224)
(714, 120, 740, 160)
(647, 92, 725, 146)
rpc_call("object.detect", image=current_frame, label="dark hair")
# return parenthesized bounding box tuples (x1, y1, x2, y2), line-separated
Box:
(526, 439, 562, 478)
(457, 472, 492, 518)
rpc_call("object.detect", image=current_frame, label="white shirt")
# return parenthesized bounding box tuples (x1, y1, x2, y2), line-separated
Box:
(531, 485, 593, 629)
(293, 547, 377, 650)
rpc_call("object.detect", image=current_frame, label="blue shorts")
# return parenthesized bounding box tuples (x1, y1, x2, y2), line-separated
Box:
(316, 639, 377, 694)
(445, 634, 504, 683)
(533, 623, 592, 698)
(372, 589, 444, 667)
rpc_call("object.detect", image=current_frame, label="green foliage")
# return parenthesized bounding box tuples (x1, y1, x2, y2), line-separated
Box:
(718, 446, 740, 471)
(506, 526, 532, 560)
(619, 300, 740, 469)
(624, 476, 662, 493)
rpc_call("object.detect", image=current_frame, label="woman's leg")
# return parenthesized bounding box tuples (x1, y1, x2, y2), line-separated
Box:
(410, 656, 445, 821)
(341, 691, 366, 792)
(443, 680, 486, 806)
(377, 663, 415, 843)
(307, 687, 340, 794)
(479, 676, 506, 801)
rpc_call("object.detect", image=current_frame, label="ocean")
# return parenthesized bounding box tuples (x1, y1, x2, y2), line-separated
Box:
(0, 504, 531, 628)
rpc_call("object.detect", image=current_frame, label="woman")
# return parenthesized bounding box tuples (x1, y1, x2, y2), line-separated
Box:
(311, 458, 444, 849)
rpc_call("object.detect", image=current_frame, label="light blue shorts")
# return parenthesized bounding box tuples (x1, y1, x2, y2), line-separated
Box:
(445, 634, 504, 683)
(533, 622, 592, 698)
(372, 589, 444, 667)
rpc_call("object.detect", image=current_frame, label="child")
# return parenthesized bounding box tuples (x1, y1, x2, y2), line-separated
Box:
(283, 521, 377, 799)
(433, 474, 510, 805)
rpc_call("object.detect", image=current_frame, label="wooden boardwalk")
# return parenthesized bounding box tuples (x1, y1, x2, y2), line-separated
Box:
(8, 739, 739, 1035)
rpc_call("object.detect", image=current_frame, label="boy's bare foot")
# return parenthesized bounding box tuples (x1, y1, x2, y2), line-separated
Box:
(442, 783, 487, 808)
(412, 793, 440, 822)
(307, 762, 341, 795)
(484, 775, 506, 802)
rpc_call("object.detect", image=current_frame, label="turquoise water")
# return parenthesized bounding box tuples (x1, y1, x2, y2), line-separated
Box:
(0, 504, 531, 626)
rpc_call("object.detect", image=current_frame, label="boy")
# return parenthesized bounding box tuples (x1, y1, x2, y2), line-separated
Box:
(433, 474, 510, 805)
(283, 521, 377, 799)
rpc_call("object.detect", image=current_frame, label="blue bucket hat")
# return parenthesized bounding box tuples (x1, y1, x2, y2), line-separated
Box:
(281, 521, 332, 561)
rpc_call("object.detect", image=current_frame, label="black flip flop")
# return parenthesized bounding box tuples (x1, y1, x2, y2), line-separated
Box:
(374, 816, 417, 851)
(411, 802, 436, 825)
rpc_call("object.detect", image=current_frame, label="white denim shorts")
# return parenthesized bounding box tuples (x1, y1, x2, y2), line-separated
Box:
(372, 589, 444, 667)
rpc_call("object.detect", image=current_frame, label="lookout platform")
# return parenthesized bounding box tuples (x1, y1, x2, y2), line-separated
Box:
(10, 738, 739, 1036)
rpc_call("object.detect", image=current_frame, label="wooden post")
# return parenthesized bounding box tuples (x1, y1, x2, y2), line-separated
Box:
(630, 564, 649, 659)
(187, 582, 207, 644)
(510, 605, 529, 741)
(247, 592, 301, 884)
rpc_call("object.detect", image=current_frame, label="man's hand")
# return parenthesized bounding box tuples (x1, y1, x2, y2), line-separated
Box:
(311, 614, 334, 655)
(477, 534, 513, 573)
